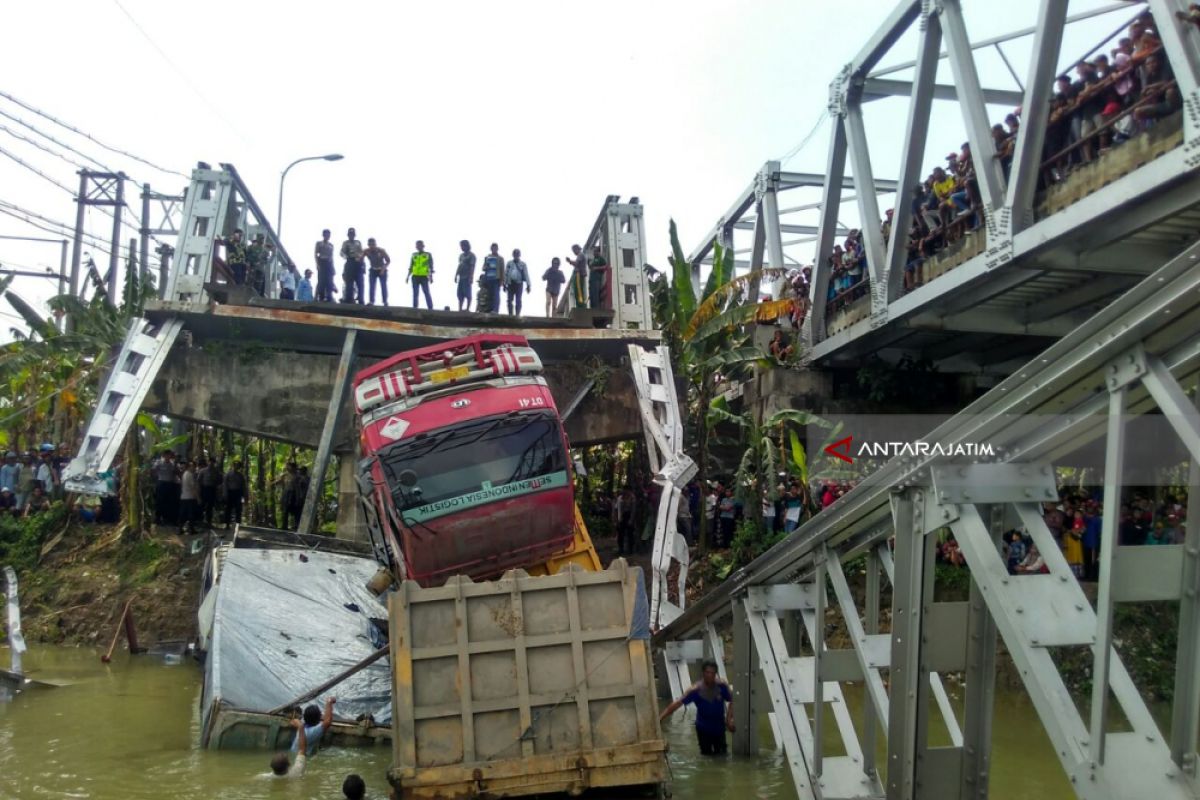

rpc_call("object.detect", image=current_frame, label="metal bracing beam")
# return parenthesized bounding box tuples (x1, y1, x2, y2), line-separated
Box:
(959, 566, 997, 800)
(868, 1, 1133, 78)
(939, 0, 1007, 213)
(779, 171, 898, 193)
(1143, 354, 1200, 461)
(905, 309, 1086, 337)
(806, 119, 849, 343)
(863, 545, 882, 779)
(885, 15, 942, 304)
(887, 492, 924, 800)
(747, 201, 767, 304)
(826, 550, 890, 726)
(732, 221, 821, 235)
(731, 598, 759, 757)
(1005, 0, 1069, 234)
(935, 266, 1045, 314)
(1020, 275, 1130, 321)
(762, 185, 787, 277)
(1147, 0, 1200, 101)
(298, 329, 357, 535)
(1173, 389, 1200, 771)
(861, 77, 1024, 107)
(1090, 385, 1127, 765)
(843, 106, 888, 296)
(849, 0, 922, 77)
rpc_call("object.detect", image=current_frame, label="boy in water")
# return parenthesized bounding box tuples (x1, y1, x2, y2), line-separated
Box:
(269, 718, 309, 778)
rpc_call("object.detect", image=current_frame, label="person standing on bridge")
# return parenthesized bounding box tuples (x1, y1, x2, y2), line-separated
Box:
(297, 269, 314, 302)
(278, 261, 299, 301)
(566, 244, 587, 309)
(407, 240, 434, 309)
(588, 244, 610, 311)
(247, 234, 270, 296)
(221, 228, 248, 285)
(480, 244, 503, 313)
(364, 238, 392, 306)
(341, 228, 366, 304)
(315, 229, 336, 302)
(659, 661, 735, 756)
(504, 248, 531, 316)
(455, 240, 476, 311)
(542, 257, 565, 317)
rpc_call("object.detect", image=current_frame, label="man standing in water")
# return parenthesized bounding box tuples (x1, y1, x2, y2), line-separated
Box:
(659, 661, 734, 755)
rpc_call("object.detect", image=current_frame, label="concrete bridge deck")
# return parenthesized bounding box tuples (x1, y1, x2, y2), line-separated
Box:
(142, 298, 656, 449)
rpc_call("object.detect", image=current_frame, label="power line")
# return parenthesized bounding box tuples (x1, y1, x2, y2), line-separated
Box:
(0, 148, 165, 254)
(0, 107, 112, 173)
(109, 0, 252, 149)
(0, 124, 90, 171)
(0, 143, 75, 194)
(778, 109, 830, 165)
(0, 203, 124, 260)
(0, 88, 187, 179)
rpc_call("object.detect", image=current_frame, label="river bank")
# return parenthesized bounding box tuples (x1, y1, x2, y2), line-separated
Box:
(1, 514, 204, 651)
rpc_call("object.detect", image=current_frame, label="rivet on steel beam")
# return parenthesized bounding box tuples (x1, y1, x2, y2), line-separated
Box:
(1016, 606, 1024, 613)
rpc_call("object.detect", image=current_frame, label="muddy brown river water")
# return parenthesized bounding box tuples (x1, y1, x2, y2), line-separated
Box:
(0, 645, 1073, 799)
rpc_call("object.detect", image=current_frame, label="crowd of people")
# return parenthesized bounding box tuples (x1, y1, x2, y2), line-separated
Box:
(758, 9, 1186, 339)
(147, 450, 310, 533)
(938, 486, 1189, 580)
(217, 226, 615, 319)
(600, 475, 862, 553)
(0, 444, 116, 521)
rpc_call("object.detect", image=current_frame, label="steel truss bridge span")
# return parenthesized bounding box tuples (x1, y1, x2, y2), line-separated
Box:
(656, 234, 1200, 800)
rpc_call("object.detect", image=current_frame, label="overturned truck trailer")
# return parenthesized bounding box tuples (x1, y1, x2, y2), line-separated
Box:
(199, 545, 393, 750)
(388, 561, 667, 799)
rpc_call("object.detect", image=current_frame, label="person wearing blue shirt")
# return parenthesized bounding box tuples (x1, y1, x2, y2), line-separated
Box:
(297, 269, 315, 302)
(0, 452, 18, 494)
(290, 696, 336, 757)
(659, 661, 734, 756)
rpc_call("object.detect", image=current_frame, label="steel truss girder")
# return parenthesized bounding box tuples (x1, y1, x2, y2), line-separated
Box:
(628, 344, 697, 658)
(742, 584, 883, 800)
(949, 498, 1193, 799)
(860, 77, 1024, 108)
(659, 236, 1200, 649)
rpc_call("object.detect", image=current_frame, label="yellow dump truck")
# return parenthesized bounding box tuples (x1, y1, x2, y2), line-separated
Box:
(353, 335, 667, 797)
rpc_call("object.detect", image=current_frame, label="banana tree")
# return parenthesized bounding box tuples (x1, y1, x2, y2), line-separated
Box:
(659, 220, 804, 552)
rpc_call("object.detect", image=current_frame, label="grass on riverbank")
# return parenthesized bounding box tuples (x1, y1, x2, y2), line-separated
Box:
(0, 507, 203, 650)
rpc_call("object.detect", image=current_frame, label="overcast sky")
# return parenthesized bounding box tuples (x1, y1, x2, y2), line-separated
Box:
(0, 0, 1135, 334)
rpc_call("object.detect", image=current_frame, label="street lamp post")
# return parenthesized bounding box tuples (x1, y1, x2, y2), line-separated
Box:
(277, 153, 344, 238)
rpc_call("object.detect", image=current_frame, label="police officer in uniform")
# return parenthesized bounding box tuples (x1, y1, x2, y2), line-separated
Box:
(407, 240, 434, 309)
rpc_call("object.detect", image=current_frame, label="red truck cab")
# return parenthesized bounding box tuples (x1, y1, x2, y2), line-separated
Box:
(354, 335, 582, 587)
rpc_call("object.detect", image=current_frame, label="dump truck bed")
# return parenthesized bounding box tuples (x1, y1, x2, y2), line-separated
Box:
(388, 560, 666, 798)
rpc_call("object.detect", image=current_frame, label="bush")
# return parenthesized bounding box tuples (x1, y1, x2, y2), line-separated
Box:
(0, 503, 69, 572)
(729, 518, 784, 568)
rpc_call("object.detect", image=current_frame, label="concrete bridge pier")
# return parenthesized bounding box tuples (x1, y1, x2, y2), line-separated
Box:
(335, 449, 366, 542)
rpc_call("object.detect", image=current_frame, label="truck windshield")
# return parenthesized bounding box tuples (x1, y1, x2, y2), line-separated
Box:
(378, 410, 568, 514)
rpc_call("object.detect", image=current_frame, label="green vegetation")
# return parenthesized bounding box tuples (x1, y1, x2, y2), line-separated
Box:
(0, 503, 69, 573)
